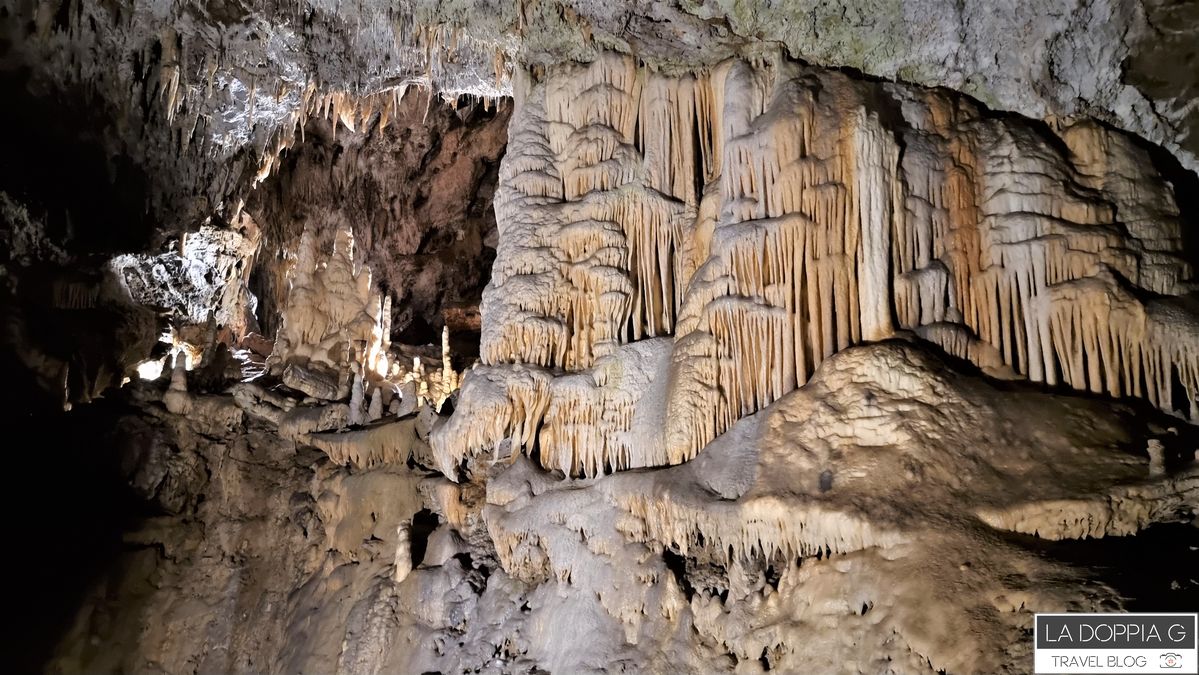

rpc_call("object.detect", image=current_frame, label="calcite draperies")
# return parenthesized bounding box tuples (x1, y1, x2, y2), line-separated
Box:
(435, 53, 1198, 479)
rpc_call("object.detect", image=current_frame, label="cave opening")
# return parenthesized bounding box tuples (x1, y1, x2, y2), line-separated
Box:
(243, 93, 510, 355)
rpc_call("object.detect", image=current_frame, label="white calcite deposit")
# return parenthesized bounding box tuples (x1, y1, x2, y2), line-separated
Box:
(437, 53, 1198, 480)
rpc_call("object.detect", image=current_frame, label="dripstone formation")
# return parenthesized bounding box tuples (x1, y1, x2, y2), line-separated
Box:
(0, 2, 1196, 674)
(438, 53, 1197, 479)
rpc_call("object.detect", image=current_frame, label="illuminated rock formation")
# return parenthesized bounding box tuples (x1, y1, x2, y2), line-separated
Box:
(268, 226, 390, 386)
(266, 225, 463, 414)
(437, 52, 1198, 479)
(111, 218, 262, 340)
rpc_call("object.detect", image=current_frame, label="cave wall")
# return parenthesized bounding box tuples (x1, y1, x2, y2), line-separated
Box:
(0, 2, 1196, 674)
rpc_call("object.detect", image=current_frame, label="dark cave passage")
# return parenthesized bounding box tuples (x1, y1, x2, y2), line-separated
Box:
(5, 399, 149, 673)
(1008, 523, 1199, 612)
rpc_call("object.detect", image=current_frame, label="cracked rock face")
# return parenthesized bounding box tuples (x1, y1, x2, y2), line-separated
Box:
(1, 2, 1198, 674)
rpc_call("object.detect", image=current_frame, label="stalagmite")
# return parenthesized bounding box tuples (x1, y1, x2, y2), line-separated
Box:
(394, 522, 412, 583)
(440, 326, 455, 396)
(265, 225, 464, 419)
(163, 353, 189, 415)
(396, 380, 418, 417)
(268, 226, 389, 384)
(369, 387, 384, 421)
(350, 370, 366, 426)
(1148, 439, 1166, 477)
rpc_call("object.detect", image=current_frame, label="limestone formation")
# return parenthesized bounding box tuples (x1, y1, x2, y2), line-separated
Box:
(267, 225, 462, 414)
(437, 53, 1199, 479)
(268, 226, 390, 383)
(111, 218, 262, 340)
(5, 5, 1199, 674)
(470, 341, 1197, 674)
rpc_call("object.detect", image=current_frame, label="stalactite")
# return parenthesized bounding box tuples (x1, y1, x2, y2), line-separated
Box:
(432, 339, 672, 479)
(308, 418, 420, 469)
(853, 108, 899, 341)
(437, 52, 1199, 480)
(616, 493, 907, 564)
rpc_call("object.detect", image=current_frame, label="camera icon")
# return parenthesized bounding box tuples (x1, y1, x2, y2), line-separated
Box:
(1161, 652, 1183, 668)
